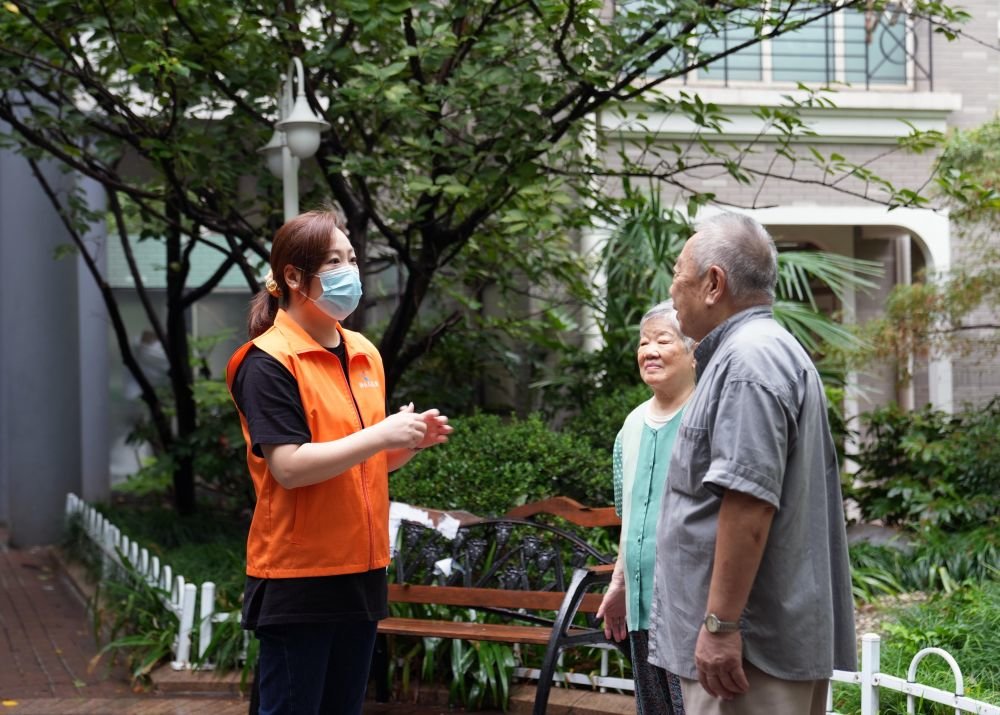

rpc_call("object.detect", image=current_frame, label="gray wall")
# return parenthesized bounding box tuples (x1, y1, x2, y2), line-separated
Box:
(78, 178, 110, 504)
(0, 139, 83, 545)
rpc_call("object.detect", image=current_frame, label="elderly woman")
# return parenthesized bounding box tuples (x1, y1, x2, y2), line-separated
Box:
(597, 300, 696, 715)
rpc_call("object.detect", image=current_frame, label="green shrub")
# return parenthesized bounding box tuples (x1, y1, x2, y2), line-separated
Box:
(98, 500, 248, 609)
(849, 399, 1000, 531)
(561, 382, 652, 454)
(849, 524, 998, 600)
(392, 412, 611, 515)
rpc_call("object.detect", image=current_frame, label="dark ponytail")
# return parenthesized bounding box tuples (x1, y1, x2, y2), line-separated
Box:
(247, 290, 279, 339)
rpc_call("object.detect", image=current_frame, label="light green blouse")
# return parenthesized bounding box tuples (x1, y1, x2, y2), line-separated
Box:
(612, 399, 685, 632)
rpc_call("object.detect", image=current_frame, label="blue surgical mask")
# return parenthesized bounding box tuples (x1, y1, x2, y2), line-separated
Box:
(305, 265, 363, 321)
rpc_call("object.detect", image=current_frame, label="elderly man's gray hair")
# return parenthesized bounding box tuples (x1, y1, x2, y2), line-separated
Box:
(639, 300, 696, 352)
(691, 212, 778, 303)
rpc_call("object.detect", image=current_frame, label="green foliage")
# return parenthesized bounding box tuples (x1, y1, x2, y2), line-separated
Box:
(849, 400, 1000, 531)
(449, 639, 516, 710)
(833, 581, 1000, 714)
(561, 382, 653, 455)
(849, 526, 998, 600)
(125, 375, 252, 510)
(846, 116, 1000, 372)
(936, 117, 1000, 226)
(98, 500, 248, 611)
(90, 556, 179, 686)
(392, 412, 611, 515)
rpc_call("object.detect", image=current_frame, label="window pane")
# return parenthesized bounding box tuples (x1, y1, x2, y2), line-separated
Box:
(844, 9, 908, 85)
(772, 11, 833, 84)
(699, 9, 762, 82)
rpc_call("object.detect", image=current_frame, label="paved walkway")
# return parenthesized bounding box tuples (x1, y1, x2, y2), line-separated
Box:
(0, 529, 503, 715)
(0, 529, 245, 714)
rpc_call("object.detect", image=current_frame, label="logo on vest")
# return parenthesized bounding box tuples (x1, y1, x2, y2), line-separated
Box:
(357, 372, 380, 389)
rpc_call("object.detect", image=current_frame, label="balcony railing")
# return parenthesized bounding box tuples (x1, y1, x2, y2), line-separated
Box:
(648, 6, 934, 91)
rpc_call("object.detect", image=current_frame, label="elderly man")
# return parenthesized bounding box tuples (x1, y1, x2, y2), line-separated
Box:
(647, 212, 856, 714)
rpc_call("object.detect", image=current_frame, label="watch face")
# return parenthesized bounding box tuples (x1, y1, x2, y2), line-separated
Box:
(704, 613, 738, 633)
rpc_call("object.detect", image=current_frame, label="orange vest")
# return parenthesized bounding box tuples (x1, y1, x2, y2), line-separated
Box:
(226, 310, 390, 579)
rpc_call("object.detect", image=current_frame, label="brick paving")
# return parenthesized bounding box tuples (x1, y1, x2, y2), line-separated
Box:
(0, 529, 247, 714)
(0, 528, 505, 715)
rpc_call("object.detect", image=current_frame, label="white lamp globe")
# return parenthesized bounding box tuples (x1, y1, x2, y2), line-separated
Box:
(276, 95, 330, 159)
(256, 130, 285, 179)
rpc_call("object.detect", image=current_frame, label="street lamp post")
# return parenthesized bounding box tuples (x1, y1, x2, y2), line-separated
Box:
(257, 57, 330, 222)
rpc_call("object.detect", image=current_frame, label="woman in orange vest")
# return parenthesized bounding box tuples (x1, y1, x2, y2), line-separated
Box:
(227, 208, 452, 715)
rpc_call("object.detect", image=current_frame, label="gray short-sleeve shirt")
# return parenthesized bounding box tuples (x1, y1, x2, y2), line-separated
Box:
(647, 306, 857, 681)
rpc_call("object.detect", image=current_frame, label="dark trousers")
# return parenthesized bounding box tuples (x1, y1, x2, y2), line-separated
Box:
(253, 620, 378, 715)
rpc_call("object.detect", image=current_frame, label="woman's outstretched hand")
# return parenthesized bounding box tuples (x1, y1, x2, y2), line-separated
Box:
(413, 407, 452, 450)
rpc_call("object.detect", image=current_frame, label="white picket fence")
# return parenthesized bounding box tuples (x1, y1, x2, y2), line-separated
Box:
(65, 493, 999, 712)
(64, 493, 238, 670)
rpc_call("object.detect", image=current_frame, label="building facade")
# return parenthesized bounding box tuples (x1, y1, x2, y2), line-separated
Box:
(1, 1, 998, 544)
(597, 0, 1000, 417)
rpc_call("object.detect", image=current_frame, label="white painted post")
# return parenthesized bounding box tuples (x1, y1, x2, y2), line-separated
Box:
(860, 633, 881, 715)
(199, 582, 216, 662)
(174, 575, 186, 611)
(101, 520, 114, 579)
(151, 556, 161, 586)
(172, 582, 198, 669)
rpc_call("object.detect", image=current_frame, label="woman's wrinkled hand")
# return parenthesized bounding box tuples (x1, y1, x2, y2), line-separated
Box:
(596, 579, 628, 642)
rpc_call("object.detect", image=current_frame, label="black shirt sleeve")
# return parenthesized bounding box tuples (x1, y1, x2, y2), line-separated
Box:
(231, 346, 311, 457)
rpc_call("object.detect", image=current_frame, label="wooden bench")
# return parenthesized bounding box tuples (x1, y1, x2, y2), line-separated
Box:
(374, 496, 621, 715)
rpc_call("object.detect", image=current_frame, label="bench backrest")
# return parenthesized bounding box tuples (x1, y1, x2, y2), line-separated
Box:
(389, 496, 619, 616)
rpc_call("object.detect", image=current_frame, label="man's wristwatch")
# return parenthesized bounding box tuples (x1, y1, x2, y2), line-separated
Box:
(703, 613, 741, 634)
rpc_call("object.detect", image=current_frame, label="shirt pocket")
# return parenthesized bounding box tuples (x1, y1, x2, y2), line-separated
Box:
(669, 424, 711, 496)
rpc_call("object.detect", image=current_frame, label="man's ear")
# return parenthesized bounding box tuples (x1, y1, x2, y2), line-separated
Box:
(704, 265, 726, 306)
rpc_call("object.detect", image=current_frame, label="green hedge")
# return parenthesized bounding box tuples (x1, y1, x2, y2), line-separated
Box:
(561, 382, 652, 454)
(391, 412, 612, 516)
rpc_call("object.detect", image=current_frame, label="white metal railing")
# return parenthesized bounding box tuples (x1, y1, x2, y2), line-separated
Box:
(830, 634, 999, 714)
(65, 494, 999, 710)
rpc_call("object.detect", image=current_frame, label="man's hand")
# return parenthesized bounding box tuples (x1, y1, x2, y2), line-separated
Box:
(694, 628, 749, 700)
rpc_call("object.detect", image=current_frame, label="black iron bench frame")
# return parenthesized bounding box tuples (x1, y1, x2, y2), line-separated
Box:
(375, 496, 621, 714)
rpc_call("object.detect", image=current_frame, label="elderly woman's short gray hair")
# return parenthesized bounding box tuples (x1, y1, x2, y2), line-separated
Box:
(638, 300, 695, 352)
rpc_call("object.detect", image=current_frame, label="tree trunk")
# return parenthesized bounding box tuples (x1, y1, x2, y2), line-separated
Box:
(165, 207, 197, 515)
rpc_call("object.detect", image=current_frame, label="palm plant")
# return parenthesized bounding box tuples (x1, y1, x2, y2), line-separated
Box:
(538, 186, 882, 408)
(598, 188, 882, 375)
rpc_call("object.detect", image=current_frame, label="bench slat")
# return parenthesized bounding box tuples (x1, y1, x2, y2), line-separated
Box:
(379, 617, 597, 646)
(388, 583, 604, 613)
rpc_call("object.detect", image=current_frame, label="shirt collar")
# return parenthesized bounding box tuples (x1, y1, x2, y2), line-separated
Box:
(693, 305, 773, 380)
